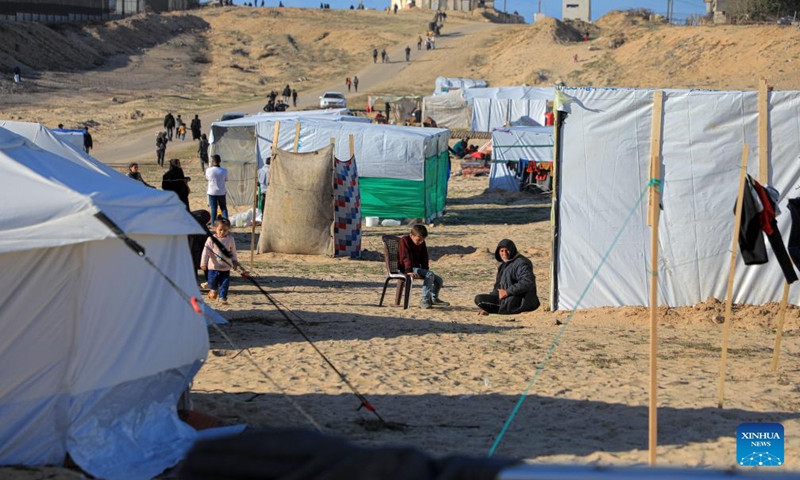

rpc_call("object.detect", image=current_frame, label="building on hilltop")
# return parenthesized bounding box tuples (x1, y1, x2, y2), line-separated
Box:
(389, 0, 475, 12)
(0, 0, 192, 23)
(703, 0, 729, 24)
(562, 0, 590, 22)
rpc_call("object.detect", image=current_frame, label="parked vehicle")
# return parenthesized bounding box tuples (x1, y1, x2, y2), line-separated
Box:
(319, 92, 346, 108)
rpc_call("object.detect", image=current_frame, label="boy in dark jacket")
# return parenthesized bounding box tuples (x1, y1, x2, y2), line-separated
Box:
(475, 239, 540, 315)
(398, 224, 449, 309)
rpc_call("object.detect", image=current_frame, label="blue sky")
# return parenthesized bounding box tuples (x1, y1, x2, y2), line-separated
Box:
(228, 0, 708, 24)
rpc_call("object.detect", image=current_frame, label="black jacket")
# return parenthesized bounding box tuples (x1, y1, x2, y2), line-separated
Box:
(493, 239, 540, 314)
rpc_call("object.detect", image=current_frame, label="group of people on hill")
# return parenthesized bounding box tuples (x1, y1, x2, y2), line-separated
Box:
(157, 113, 204, 168)
(399, 224, 540, 315)
(264, 86, 297, 112)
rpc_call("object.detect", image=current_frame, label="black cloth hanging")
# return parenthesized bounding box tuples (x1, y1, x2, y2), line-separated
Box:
(786, 198, 800, 268)
(738, 176, 767, 265)
(752, 181, 797, 284)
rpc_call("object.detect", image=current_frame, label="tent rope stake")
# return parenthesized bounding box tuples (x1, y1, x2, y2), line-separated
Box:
(93, 211, 323, 431)
(488, 180, 655, 457)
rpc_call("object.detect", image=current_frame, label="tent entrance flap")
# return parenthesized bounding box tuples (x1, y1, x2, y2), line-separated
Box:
(209, 125, 257, 207)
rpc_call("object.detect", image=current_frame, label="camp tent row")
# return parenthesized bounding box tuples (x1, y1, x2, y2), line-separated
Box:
(422, 86, 554, 132)
(552, 87, 800, 311)
(211, 113, 451, 222)
(0, 123, 209, 479)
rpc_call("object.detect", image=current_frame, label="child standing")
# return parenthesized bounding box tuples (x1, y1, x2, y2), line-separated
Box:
(399, 224, 449, 309)
(201, 217, 240, 306)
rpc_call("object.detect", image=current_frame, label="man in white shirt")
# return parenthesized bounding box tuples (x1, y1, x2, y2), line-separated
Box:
(206, 155, 229, 226)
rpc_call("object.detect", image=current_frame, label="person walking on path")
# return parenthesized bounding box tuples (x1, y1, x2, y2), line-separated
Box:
(372, 48, 378, 63)
(12, 65, 21, 83)
(353, 76, 359, 92)
(199, 133, 210, 172)
(405, 45, 411, 62)
(83, 127, 93, 154)
(176, 115, 186, 140)
(380, 48, 386, 63)
(163, 112, 176, 141)
(156, 131, 168, 167)
(345, 77, 352, 92)
(417, 35, 422, 50)
(292, 88, 298, 107)
(282, 84, 292, 104)
(206, 154, 229, 225)
(190, 114, 202, 141)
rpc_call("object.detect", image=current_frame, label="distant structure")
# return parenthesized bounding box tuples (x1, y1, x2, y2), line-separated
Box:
(390, 0, 475, 12)
(562, 0, 590, 22)
(703, 0, 729, 24)
(0, 0, 191, 23)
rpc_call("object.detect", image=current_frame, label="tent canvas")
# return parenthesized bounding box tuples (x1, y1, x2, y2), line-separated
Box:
(423, 87, 554, 132)
(212, 117, 450, 221)
(209, 110, 367, 207)
(0, 127, 208, 479)
(433, 76, 488, 95)
(553, 87, 800, 311)
(254, 119, 450, 221)
(490, 126, 554, 191)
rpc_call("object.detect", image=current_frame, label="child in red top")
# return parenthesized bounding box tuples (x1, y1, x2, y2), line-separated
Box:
(398, 224, 449, 309)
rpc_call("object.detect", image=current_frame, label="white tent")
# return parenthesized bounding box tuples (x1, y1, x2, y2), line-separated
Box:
(0, 121, 113, 175)
(490, 126, 554, 191)
(211, 116, 450, 221)
(422, 87, 554, 132)
(553, 87, 800, 310)
(209, 110, 368, 207)
(433, 76, 488, 95)
(52, 128, 86, 151)
(0, 126, 209, 479)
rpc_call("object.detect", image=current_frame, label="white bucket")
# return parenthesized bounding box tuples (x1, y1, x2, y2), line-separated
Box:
(365, 216, 379, 227)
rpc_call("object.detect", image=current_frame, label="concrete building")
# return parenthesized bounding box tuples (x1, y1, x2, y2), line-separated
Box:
(704, 0, 729, 24)
(0, 0, 190, 22)
(562, 0, 590, 22)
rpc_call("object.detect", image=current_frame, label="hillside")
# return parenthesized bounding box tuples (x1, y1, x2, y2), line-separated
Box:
(1, 7, 800, 140)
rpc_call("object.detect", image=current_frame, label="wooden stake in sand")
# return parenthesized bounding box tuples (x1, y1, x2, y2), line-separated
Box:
(293, 121, 301, 153)
(648, 91, 664, 466)
(757, 78, 791, 372)
(717, 144, 749, 408)
(549, 107, 561, 311)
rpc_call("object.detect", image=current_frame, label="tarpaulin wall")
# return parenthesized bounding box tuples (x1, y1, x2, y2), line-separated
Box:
(472, 99, 548, 132)
(334, 156, 362, 258)
(259, 147, 335, 256)
(208, 125, 257, 207)
(554, 87, 800, 310)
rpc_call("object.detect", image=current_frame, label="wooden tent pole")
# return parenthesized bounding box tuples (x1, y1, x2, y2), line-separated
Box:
(648, 91, 664, 466)
(293, 121, 301, 153)
(771, 285, 790, 371)
(757, 78, 790, 372)
(249, 127, 260, 271)
(717, 144, 749, 408)
(548, 106, 561, 311)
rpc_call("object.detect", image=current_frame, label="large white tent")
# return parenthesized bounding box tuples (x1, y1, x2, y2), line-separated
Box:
(422, 87, 554, 132)
(553, 87, 800, 310)
(211, 116, 451, 221)
(0, 126, 209, 479)
(490, 126, 554, 191)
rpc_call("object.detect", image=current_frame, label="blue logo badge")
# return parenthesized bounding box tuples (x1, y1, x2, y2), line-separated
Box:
(737, 423, 784, 466)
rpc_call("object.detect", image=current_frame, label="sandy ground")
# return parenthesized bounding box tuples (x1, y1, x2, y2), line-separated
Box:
(2, 5, 800, 478)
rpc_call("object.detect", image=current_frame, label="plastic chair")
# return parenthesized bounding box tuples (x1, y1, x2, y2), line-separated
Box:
(379, 235, 414, 309)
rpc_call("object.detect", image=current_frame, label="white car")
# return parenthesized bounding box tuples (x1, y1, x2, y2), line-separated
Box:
(319, 92, 346, 108)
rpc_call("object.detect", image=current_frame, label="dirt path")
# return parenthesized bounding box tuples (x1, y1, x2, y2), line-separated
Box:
(93, 21, 498, 166)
